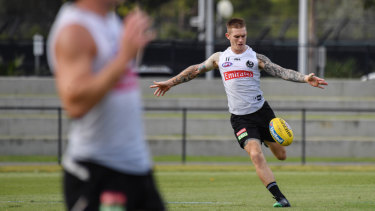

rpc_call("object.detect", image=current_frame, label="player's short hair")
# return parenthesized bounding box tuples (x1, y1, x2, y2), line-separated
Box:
(226, 18, 246, 32)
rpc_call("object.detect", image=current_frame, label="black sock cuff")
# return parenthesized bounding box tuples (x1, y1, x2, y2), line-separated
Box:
(266, 181, 277, 190)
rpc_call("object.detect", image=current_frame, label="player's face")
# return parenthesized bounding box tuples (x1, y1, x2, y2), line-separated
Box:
(226, 27, 247, 54)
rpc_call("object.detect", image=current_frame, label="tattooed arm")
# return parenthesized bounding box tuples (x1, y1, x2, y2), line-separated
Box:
(257, 53, 306, 82)
(150, 52, 220, 96)
(257, 53, 328, 88)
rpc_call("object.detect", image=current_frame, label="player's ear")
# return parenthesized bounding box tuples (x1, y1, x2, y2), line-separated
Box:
(225, 32, 230, 40)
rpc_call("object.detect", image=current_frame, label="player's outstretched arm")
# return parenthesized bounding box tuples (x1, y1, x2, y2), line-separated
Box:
(150, 52, 220, 96)
(257, 53, 328, 89)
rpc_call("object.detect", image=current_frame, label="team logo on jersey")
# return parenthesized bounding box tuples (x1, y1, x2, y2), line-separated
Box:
(222, 62, 233, 67)
(246, 60, 254, 68)
(224, 70, 254, 81)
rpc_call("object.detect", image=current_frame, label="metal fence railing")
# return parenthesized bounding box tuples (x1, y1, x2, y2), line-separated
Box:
(0, 106, 63, 163)
(1, 106, 375, 165)
(145, 107, 375, 164)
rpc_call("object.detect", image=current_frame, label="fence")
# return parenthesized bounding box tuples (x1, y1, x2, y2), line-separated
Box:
(1, 106, 375, 165)
(0, 106, 63, 163)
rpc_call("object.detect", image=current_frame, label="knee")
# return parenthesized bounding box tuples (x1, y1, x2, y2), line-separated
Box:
(249, 150, 265, 166)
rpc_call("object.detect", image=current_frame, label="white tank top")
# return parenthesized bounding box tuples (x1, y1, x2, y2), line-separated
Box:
(218, 46, 265, 115)
(47, 3, 151, 175)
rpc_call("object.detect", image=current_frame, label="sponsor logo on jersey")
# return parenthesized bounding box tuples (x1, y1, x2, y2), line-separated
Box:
(236, 128, 248, 141)
(222, 62, 233, 67)
(224, 70, 254, 81)
(234, 58, 241, 61)
(246, 60, 254, 68)
(236, 128, 247, 136)
(253, 95, 262, 101)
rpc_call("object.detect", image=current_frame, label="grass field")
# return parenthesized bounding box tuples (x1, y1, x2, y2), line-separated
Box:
(0, 163, 375, 211)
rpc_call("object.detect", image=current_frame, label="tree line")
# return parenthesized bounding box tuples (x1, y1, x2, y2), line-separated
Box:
(0, 0, 374, 41)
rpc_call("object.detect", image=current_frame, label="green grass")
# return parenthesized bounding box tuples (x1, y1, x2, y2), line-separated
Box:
(0, 172, 64, 211)
(0, 165, 375, 210)
(157, 168, 375, 210)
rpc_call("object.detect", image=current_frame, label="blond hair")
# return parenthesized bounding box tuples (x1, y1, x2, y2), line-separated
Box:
(226, 18, 246, 33)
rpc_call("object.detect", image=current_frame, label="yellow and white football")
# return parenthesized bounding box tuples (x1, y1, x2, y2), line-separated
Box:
(269, 117, 294, 146)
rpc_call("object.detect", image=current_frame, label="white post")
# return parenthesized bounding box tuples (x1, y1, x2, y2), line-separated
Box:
(33, 34, 44, 75)
(198, 0, 205, 41)
(216, 0, 233, 38)
(318, 46, 326, 78)
(298, 0, 308, 75)
(189, 0, 205, 41)
(205, 0, 214, 80)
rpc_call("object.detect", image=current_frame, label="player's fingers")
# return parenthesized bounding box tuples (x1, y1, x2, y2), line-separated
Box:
(157, 89, 164, 97)
(154, 88, 160, 96)
(308, 73, 315, 80)
(124, 10, 153, 43)
(150, 81, 161, 88)
(150, 84, 160, 88)
(144, 30, 156, 43)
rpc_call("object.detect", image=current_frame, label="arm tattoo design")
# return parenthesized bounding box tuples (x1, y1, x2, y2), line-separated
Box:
(171, 64, 205, 86)
(257, 54, 305, 83)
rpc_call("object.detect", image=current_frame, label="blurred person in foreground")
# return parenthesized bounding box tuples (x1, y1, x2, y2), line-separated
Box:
(150, 18, 328, 208)
(47, 0, 165, 210)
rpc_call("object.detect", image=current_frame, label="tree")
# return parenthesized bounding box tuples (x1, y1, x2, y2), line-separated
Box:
(0, 0, 61, 40)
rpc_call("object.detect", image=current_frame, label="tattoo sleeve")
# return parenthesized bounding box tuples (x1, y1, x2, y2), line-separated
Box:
(170, 64, 205, 86)
(170, 52, 219, 86)
(257, 53, 306, 83)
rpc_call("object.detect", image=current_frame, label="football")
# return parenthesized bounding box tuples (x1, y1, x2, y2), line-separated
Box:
(269, 117, 294, 146)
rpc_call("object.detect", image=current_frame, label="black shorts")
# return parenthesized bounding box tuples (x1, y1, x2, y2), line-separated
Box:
(64, 161, 165, 211)
(230, 101, 276, 148)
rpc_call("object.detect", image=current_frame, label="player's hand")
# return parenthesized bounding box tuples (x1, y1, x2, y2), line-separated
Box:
(118, 9, 155, 61)
(150, 81, 172, 97)
(305, 73, 328, 89)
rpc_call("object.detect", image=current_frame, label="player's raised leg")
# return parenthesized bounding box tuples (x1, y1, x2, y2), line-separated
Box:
(264, 140, 287, 161)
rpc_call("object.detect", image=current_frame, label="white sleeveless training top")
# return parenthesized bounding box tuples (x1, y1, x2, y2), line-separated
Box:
(218, 46, 265, 115)
(47, 3, 151, 175)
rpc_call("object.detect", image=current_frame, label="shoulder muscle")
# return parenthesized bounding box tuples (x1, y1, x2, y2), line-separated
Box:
(54, 24, 96, 68)
(203, 52, 221, 70)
